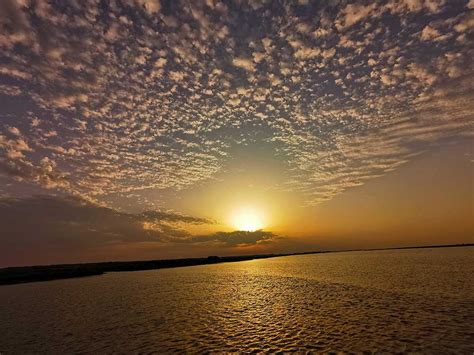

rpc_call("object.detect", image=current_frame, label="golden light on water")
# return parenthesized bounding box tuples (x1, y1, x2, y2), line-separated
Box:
(230, 207, 265, 232)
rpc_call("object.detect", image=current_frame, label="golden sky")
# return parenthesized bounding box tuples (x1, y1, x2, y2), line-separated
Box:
(0, 0, 473, 266)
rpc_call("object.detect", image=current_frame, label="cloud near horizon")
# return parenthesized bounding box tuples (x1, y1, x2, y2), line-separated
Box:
(188, 230, 278, 247)
(0, 195, 280, 266)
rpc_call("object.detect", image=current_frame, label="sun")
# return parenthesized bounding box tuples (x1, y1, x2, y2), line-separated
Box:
(230, 207, 265, 232)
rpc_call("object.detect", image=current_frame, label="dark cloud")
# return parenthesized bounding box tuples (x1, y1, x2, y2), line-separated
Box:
(0, 195, 211, 264)
(190, 230, 278, 247)
(0, 155, 70, 190)
(139, 210, 212, 225)
(0, 195, 277, 266)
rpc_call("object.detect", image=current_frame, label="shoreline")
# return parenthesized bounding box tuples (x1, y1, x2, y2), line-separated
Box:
(1, 243, 472, 286)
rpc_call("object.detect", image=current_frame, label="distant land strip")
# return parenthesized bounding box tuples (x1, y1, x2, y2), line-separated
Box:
(1, 243, 472, 286)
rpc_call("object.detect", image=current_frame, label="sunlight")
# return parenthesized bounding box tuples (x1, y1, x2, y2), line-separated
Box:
(230, 207, 265, 232)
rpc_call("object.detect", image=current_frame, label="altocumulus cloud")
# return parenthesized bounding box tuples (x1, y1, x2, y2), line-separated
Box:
(0, 196, 279, 266)
(0, 0, 472, 207)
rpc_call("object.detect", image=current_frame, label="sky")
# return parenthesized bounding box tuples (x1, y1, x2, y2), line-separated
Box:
(0, 0, 473, 267)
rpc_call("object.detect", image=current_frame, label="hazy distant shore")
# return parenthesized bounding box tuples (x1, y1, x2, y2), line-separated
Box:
(1, 243, 472, 286)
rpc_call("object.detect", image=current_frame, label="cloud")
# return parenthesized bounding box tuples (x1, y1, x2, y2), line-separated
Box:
(420, 25, 442, 41)
(0, 195, 213, 265)
(0, 137, 70, 190)
(336, 3, 377, 30)
(7, 126, 21, 136)
(453, 11, 474, 33)
(190, 230, 278, 247)
(0, 0, 472, 209)
(232, 57, 256, 72)
(321, 48, 336, 59)
(154, 57, 167, 68)
(139, 210, 212, 225)
(134, 0, 161, 14)
(294, 46, 321, 60)
(0, 195, 280, 266)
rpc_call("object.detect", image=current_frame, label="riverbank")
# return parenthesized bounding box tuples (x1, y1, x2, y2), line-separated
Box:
(1, 243, 472, 285)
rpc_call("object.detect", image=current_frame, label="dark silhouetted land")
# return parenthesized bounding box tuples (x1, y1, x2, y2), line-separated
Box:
(1, 243, 472, 286)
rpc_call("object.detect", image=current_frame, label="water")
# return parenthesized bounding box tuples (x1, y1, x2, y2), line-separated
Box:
(1, 247, 473, 353)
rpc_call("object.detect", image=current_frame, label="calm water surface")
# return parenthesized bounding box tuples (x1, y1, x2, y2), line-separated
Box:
(1, 247, 473, 353)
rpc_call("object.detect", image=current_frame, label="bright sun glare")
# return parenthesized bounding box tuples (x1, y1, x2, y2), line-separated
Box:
(231, 207, 265, 232)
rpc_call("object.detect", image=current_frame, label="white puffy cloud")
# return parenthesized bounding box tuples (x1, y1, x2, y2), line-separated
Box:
(420, 25, 442, 40)
(135, 0, 161, 14)
(232, 57, 256, 72)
